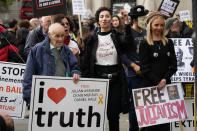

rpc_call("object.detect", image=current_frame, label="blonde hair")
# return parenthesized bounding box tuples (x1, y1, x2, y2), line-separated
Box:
(146, 13, 168, 46)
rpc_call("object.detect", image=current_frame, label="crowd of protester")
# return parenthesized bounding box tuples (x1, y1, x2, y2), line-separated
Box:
(0, 5, 194, 131)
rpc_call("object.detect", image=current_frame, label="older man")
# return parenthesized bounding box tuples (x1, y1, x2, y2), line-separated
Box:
(23, 23, 80, 104)
(24, 16, 51, 57)
(29, 18, 40, 30)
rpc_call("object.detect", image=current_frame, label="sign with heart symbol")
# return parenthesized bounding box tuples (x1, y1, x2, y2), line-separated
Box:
(47, 87, 66, 104)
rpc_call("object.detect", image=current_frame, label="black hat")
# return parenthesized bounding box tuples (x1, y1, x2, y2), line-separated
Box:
(128, 5, 149, 18)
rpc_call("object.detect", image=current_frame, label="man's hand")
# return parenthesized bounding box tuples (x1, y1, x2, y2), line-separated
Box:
(130, 63, 141, 75)
(73, 73, 80, 84)
(157, 79, 166, 90)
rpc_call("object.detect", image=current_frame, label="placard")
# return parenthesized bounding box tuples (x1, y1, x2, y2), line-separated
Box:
(179, 10, 191, 22)
(158, 0, 179, 18)
(72, 0, 85, 15)
(171, 38, 194, 82)
(28, 76, 109, 131)
(133, 83, 187, 127)
(33, 0, 67, 17)
(0, 62, 26, 119)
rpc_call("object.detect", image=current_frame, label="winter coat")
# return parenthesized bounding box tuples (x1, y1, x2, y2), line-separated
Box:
(139, 39, 177, 87)
(81, 30, 130, 114)
(24, 25, 45, 56)
(0, 25, 21, 62)
(23, 37, 80, 103)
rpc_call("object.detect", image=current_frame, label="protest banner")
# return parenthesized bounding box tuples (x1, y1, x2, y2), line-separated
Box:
(0, 62, 26, 119)
(171, 38, 194, 82)
(158, 0, 179, 18)
(28, 76, 109, 131)
(171, 98, 195, 131)
(132, 83, 187, 127)
(32, 0, 67, 17)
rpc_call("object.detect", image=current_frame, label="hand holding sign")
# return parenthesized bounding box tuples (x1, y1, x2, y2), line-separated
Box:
(157, 79, 166, 90)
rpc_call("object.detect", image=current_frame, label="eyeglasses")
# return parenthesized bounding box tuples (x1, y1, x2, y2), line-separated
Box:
(61, 22, 70, 26)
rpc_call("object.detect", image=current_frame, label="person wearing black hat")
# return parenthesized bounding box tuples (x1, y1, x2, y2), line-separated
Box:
(122, 5, 148, 131)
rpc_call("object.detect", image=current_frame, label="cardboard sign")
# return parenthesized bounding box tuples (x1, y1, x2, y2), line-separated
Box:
(28, 76, 109, 131)
(179, 10, 191, 22)
(133, 83, 187, 127)
(72, 0, 85, 15)
(33, 0, 67, 17)
(158, 0, 179, 18)
(171, 38, 194, 82)
(171, 98, 195, 131)
(0, 62, 26, 119)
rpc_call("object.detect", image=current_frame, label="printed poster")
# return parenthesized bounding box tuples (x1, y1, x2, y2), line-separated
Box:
(0, 62, 26, 119)
(158, 0, 179, 18)
(28, 76, 109, 131)
(171, 38, 194, 82)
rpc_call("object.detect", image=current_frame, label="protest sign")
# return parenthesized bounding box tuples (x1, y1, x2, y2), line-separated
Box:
(133, 83, 187, 127)
(179, 10, 191, 22)
(72, 0, 85, 15)
(171, 98, 194, 131)
(28, 76, 109, 131)
(158, 0, 179, 18)
(112, 2, 135, 15)
(0, 62, 26, 119)
(171, 38, 194, 82)
(32, 0, 66, 17)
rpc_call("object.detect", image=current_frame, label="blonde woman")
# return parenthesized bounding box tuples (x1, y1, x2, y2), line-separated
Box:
(139, 12, 177, 131)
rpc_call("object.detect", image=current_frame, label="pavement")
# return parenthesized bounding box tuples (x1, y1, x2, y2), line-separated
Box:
(14, 113, 129, 131)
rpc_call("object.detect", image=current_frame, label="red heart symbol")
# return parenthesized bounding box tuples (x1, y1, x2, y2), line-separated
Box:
(47, 87, 66, 104)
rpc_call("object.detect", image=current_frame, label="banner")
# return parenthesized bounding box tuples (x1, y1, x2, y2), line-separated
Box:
(32, 0, 66, 17)
(171, 98, 194, 131)
(72, 0, 85, 15)
(133, 83, 187, 127)
(28, 76, 109, 131)
(171, 38, 194, 82)
(0, 62, 26, 119)
(158, 0, 179, 18)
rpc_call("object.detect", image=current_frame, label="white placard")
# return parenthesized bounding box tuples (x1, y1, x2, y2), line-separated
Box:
(28, 76, 109, 131)
(0, 62, 26, 119)
(179, 10, 191, 22)
(171, 38, 194, 82)
(72, 0, 85, 15)
(171, 98, 194, 131)
(132, 83, 187, 127)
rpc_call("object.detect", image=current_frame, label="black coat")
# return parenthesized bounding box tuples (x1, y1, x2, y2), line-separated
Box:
(24, 25, 45, 57)
(81, 30, 130, 114)
(139, 39, 177, 87)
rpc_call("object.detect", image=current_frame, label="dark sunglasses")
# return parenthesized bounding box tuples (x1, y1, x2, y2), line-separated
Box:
(61, 22, 70, 26)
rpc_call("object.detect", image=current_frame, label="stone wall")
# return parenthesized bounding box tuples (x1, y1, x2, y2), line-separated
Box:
(0, 0, 21, 21)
